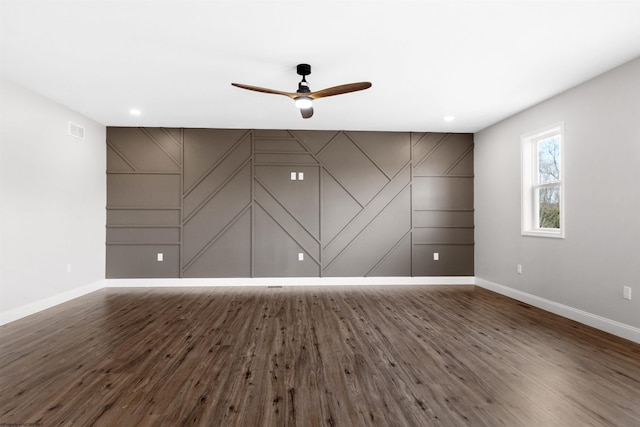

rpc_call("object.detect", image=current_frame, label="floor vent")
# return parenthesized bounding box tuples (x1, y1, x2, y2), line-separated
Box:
(68, 121, 85, 140)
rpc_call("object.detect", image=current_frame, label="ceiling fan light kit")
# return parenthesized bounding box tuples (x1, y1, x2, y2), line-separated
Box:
(231, 63, 371, 119)
(294, 96, 313, 109)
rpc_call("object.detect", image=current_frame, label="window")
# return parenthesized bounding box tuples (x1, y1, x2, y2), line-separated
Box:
(521, 123, 564, 238)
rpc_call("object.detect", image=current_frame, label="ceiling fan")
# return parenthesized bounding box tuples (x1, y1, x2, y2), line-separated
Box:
(231, 64, 372, 119)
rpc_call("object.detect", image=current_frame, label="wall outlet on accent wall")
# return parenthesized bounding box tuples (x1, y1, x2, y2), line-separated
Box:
(517, 264, 522, 274)
(623, 286, 632, 300)
(157, 253, 164, 262)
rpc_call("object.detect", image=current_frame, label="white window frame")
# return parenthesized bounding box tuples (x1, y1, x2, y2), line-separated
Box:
(521, 123, 564, 238)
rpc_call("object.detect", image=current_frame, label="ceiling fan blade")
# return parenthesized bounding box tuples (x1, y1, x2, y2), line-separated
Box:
(300, 106, 314, 119)
(310, 82, 372, 99)
(231, 83, 297, 99)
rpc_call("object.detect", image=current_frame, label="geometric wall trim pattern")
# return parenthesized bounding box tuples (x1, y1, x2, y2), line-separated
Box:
(106, 128, 473, 278)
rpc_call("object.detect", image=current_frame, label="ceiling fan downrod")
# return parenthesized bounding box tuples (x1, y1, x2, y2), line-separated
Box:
(297, 64, 311, 94)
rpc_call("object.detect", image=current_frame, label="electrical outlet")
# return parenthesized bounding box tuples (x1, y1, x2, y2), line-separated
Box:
(298, 252, 304, 261)
(623, 286, 632, 300)
(298, 172, 304, 180)
(66, 264, 72, 273)
(157, 253, 164, 262)
(517, 264, 522, 274)
(290, 172, 297, 180)
(433, 252, 439, 261)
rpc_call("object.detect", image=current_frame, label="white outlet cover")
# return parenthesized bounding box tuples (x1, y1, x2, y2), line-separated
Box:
(298, 172, 304, 180)
(623, 286, 632, 300)
(433, 252, 439, 261)
(517, 264, 522, 274)
(298, 252, 304, 261)
(157, 253, 164, 262)
(290, 172, 297, 180)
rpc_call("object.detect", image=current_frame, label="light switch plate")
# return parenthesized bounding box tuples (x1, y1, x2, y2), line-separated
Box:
(157, 253, 164, 262)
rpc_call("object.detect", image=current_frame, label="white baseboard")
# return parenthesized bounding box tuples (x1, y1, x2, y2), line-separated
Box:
(104, 276, 475, 288)
(0, 280, 105, 326)
(0, 277, 472, 325)
(475, 277, 640, 344)
(5, 276, 636, 345)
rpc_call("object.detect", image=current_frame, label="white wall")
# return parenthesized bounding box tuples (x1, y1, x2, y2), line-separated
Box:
(475, 58, 640, 337)
(0, 77, 106, 322)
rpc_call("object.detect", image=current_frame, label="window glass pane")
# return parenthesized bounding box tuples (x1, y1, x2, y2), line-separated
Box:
(537, 185, 560, 229)
(537, 135, 560, 184)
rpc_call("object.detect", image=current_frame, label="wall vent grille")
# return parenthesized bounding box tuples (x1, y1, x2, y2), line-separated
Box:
(68, 121, 85, 140)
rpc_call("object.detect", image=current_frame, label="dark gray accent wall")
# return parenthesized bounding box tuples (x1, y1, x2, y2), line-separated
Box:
(106, 128, 182, 278)
(411, 133, 474, 276)
(106, 128, 473, 278)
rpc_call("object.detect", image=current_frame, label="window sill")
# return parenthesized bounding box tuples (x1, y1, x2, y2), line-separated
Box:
(522, 230, 564, 239)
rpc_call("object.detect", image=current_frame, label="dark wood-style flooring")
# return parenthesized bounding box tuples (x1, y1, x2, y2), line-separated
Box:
(1, 285, 639, 426)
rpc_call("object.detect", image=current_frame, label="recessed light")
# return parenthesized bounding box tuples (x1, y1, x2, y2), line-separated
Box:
(129, 109, 142, 115)
(443, 115, 455, 122)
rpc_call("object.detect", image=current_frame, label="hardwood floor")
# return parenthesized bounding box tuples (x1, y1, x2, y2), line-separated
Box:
(1, 285, 639, 426)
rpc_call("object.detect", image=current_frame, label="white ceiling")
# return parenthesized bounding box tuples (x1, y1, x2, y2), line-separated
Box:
(1, 1, 639, 133)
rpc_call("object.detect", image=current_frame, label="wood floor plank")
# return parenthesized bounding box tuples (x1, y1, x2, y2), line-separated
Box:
(1, 285, 639, 426)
